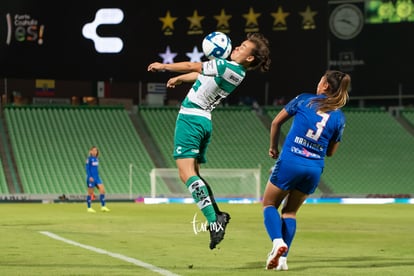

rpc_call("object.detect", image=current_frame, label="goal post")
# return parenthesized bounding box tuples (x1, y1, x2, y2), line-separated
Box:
(149, 168, 261, 201)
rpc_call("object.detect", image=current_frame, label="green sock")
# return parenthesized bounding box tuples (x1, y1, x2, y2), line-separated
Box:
(186, 176, 217, 224)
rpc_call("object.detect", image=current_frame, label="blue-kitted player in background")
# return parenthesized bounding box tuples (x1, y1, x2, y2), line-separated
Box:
(85, 146, 110, 213)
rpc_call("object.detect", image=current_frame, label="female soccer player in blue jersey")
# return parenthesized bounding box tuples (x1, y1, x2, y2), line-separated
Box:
(148, 33, 271, 249)
(85, 146, 110, 213)
(263, 70, 351, 270)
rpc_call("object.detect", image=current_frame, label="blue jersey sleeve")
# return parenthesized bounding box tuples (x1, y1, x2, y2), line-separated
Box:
(284, 93, 312, 116)
(331, 111, 346, 142)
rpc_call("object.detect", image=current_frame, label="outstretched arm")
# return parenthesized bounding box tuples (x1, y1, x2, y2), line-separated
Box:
(166, 72, 199, 88)
(147, 61, 202, 73)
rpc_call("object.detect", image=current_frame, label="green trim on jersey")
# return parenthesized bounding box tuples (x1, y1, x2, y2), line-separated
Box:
(181, 59, 246, 112)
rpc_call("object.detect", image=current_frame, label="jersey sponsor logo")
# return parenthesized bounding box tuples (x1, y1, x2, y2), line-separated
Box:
(222, 67, 243, 85)
(229, 74, 240, 83)
(291, 146, 321, 158)
(294, 136, 323, 151)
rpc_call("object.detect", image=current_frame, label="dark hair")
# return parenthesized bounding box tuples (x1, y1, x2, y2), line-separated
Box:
(246, 33, 271, 72)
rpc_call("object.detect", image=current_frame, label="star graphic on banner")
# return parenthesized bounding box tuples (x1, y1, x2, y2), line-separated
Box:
(299, 5, 317, 30)
(187, 10, 205, 29)
(214, 9, 232, 28)
(271, 6, 290, 30)
(159, 46, 177, 64)
(243, 7, 261, 26)
(159, 11, 177, 31)
(186, 46, 204, 62)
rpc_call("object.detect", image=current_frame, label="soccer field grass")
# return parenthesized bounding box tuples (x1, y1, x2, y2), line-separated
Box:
(0, 202, 413, 275)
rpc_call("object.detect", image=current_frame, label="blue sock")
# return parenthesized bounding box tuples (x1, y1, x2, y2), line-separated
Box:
(263, 206, 282, 241)
(100, 194, 106, 206)
(86, 195, 91, 208)
(282, 218, 296, 257)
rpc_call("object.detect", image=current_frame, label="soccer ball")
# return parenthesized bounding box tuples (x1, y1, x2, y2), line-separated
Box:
(202, 31, 232, 60)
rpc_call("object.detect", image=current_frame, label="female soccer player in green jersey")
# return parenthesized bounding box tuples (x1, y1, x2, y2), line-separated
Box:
(148, 33, 271, 250)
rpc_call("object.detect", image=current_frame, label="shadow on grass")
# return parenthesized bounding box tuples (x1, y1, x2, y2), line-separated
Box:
(237, 256, 414, 271)
(289, 256, 414, 270)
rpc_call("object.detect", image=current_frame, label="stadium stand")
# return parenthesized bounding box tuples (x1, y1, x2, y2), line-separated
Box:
(1, 105, 413, 199)
(323, 109, 414, 195)
(0, 118, 12, 193)
(139, 106, 276, 191)
(0, 158, 8, 194)
(266, 107, 414, 196)
(138, 107, 177, 168)
(401, 109, 414, 126)
(3, 106, 169, 197)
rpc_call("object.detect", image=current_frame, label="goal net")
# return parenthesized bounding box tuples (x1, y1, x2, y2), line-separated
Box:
(149, 168, 261, 201)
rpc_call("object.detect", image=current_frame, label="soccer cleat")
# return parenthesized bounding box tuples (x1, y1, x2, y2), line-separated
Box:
(101, 206, 110, 212)
(208, 212, 231, 250)
(275, 256, 288, 271)
(87, 208, 96, 213)
(265, 241, 288, 270)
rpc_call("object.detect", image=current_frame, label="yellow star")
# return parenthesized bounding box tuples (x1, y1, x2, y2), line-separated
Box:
(299, 5, 318, 29)
(159, 11, 177, 31)
(243, 7, 261, 26)
(271, 6, 290, 26)
(187, 10, 205, 29)
(214, 9, 232, 28)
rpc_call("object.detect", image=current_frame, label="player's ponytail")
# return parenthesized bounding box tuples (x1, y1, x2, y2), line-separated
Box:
(314, 70, 350, 112)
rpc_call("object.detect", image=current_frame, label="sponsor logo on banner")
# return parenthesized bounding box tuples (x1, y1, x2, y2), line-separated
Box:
(6, 13, 45, 45)
(82, 8, 124, 53)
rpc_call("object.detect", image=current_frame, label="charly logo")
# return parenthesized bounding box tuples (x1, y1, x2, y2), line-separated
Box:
(6, 13, 45, 45)
(82, 8, 124, 53)
(190, 213, 208, 235)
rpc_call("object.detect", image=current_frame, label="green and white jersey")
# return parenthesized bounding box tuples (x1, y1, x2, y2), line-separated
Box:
(179, 58, 246, 119)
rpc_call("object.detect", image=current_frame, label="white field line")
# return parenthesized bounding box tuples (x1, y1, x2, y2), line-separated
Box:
(39, 231, 180, 276)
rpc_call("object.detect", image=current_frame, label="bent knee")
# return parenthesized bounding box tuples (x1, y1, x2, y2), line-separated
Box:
(281, 212, 297, 219)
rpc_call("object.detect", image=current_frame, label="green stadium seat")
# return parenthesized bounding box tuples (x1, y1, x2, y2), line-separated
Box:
(3, 105, 414, 198)
(323, 109, 414, 195)
(4, 106, 158, 196)
(139, 106, 275, 192)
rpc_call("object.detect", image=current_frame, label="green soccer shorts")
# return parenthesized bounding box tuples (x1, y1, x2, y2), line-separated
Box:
(173, 113, 212, 164)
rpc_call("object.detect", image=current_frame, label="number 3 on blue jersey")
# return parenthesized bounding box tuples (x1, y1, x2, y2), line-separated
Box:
(306, 111, 330, 141)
